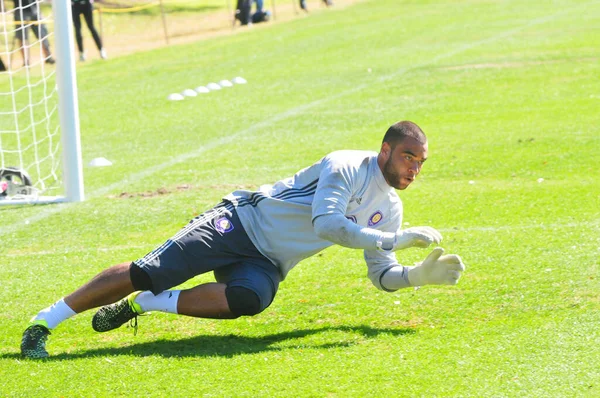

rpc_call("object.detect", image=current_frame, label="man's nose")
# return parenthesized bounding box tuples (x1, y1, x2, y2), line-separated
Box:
(409, 161, 421, 173)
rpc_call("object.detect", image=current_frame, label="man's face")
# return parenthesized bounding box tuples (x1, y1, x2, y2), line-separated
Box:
(379, 137, 428, 190)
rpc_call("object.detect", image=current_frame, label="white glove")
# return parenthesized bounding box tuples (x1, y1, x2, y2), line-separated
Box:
(407, 247, 465, 286)
(392, 226, 443, 251)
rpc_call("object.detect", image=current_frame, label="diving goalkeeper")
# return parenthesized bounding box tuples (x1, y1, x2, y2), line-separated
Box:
(21, 120, 466, 359)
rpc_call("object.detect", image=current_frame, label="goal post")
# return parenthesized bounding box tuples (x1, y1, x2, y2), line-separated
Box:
(0, 0, 83, 205)
(53, 0, 84, 203)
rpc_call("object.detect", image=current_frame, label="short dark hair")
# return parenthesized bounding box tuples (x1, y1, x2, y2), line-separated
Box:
(382, 121, 427, 146)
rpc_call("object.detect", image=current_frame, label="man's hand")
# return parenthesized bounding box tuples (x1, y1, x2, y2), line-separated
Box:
(393, 226, 442, 251)
(407, 247, 465, 286)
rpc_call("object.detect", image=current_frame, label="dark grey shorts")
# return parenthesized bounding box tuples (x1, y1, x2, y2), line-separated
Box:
(133, 201, 280, 312)
(14, 11, 45, 42)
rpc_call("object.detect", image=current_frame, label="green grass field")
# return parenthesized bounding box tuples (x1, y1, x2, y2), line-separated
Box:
(1, 0, 599, 396)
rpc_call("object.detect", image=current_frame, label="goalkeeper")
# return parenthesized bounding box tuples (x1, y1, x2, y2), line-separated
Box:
(21, 121, 466, 359)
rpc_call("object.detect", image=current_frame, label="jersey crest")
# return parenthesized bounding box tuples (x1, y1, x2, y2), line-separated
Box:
(215, 217, 234, 233)
(368, 211, 383, 226)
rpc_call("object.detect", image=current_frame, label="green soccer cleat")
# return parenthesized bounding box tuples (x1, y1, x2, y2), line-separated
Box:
(92, 291, 144, 333)
(21, 321, 51, 359)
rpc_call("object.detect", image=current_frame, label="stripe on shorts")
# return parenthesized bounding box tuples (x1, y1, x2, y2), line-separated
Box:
(136, 202, 234, 267)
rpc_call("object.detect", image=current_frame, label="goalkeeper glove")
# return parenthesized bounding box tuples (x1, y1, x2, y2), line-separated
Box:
(407, 247, 465, 286)
(387, 226, 443, 251)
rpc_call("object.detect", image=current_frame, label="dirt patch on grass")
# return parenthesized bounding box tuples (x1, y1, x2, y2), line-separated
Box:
(109, 183, 257, 199)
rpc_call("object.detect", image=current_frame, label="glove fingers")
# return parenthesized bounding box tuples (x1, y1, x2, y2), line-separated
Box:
(423, 247, 445, 265)
(448, 270, 462, 280)
(425, 227, 443, 244)
(446, 269, 464, 285)
(449, 263, 465, 272)
(439, 255, 466, 271)
(416, 226, 442, 244)
(413, 236, 433, 248)
(397, 227, 442, 249)
(418, 228, 443, 247)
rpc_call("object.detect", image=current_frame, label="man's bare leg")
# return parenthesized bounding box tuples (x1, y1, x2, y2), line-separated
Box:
(34, 262, 235, 322)
(64, 262, 134, 313)
(177, 283, 235, 319)
(21, 262, 135, 358)
(91, 274, 237, 333)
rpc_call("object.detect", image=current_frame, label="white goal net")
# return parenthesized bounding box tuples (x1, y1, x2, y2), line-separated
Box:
(0, 0, 83, 205)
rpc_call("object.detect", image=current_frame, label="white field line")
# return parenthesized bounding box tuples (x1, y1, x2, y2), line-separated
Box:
(4, 220, 598, 258)
(439, 220, 600, 233)
(4, 244, 149, 258)
(1, 1, 596, 238)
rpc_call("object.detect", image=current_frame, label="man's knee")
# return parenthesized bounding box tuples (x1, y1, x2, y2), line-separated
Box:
(225, 286, 262, 317)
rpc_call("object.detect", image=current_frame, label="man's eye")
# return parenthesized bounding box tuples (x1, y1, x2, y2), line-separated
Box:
(404, 155, 412, 161)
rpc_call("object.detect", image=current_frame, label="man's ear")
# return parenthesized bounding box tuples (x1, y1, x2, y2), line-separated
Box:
(380, 142, 391, 158)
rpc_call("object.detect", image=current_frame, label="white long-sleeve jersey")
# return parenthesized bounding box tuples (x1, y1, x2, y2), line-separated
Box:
(224, 150, 403, 289)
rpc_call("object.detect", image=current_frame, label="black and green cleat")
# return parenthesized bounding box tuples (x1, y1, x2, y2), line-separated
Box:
(21, 322, 51, 359)
(92, 292, 143, 333)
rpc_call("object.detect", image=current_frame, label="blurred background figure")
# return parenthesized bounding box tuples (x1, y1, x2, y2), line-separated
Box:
(11, 0, 55, 66)
(71, 0, 106, 61)
(251, 0, 270, 24)
(300, 0, 333, 12)
(234, 0, 251, 25)
(235, 0, 270, 26)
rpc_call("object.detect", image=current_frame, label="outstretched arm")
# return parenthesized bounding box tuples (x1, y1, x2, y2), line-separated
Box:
(313, 213, 442, 251)
(376, 247, 466, 291)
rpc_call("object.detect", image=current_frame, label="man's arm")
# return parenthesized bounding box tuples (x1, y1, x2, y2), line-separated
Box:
(368, 247, 466, 291)
(311, 154, 396, 250)
(313, 213, 442, 251)
(313, 213, 395, 250)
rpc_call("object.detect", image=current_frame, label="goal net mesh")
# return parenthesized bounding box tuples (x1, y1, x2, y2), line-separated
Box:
(0, 0, 61, 201)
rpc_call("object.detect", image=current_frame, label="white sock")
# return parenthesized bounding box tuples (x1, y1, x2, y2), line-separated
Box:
(134, 290, 180, 314)
(31, 298, 77, 329)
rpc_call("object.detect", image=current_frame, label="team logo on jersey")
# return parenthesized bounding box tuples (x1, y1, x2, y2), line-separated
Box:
(368, 211, 383, 226)
(215, 217, 234, 233)
(346, 215, 357, 224)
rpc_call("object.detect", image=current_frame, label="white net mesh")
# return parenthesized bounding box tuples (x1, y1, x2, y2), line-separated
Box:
(0, 0, 61, 201)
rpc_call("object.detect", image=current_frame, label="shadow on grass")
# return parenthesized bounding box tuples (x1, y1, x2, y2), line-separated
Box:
(5, 325, 414, 360)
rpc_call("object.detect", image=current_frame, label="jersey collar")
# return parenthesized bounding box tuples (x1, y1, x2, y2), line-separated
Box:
(371, 155, 391, 192)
